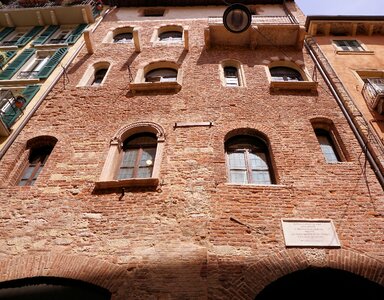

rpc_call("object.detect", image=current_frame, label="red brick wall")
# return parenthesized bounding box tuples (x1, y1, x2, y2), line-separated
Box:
(0, 5, 382, 299)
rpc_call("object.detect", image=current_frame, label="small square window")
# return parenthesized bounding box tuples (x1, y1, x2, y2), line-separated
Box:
(334, 40, 364, 52)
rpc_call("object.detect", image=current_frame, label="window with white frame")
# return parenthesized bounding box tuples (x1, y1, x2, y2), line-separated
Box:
(91, 68, 108, 86)
(270, 66, 303, 82)
(16, 52, 51, 79)
(113, 32, 133, 44)
(334, 40, 364, 52)
(0, 30, 27, 46)
(158, 31, 182, 42)
(145, 68, 177, 82)
(47, 28, 72, 44)
(224, 66, 240, 87)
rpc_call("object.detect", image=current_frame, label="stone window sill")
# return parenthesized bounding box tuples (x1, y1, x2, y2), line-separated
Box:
(336, 50, 374, 55)
(270, 80, 318, 92)
(94, 177, 159, 190)
(129, 81, 181, 93)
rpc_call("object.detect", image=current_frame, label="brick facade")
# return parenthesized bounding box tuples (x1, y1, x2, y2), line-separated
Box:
(0, 3, 382, 299)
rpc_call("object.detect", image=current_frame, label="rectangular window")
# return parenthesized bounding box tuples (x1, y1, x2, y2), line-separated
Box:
(315, 129, 341, 163)
(17, 54, 50, 79)
(0, 31, 25, 46)
(47, 29, 72, 44)
(334, 40, 364, 52)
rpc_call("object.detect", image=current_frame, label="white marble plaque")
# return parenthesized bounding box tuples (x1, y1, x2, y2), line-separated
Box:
(281, 219, 341, 247)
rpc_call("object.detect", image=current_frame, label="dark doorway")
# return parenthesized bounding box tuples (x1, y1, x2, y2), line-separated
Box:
(0, 277, 111, 300)
(255, 268, 384, 300)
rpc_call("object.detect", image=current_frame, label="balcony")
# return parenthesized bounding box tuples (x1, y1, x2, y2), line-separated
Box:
(0, 90, 24, 136)
(204, 14, 305, 50)
(0, 0, 98, 27)
(362, 78, 384, 114)
(0, 85, 39, 136)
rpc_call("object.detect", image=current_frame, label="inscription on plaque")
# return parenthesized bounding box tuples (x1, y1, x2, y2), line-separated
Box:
(281, 219, 341, 247)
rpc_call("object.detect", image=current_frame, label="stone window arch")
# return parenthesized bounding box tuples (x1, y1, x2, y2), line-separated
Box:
(219, 59, 246, 87)
(224, 129, 276, 185)
(96, 122, 165, 190)
(78, 61, 110, 87)
(130, 61, 182, 93)
(265, 59, 318, 91)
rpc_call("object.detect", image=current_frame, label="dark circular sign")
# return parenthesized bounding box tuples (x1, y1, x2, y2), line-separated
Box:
(223, 3, 252, 33)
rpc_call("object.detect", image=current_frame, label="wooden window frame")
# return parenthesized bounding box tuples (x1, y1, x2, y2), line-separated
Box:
(225, 135, 275, 185)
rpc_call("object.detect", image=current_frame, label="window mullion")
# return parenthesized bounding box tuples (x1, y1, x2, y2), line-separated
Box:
(244, 150, 253, 184)
(132, 147, 143, 178)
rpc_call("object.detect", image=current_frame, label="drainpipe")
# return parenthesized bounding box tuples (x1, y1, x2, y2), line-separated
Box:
(304, 39, 384, 189)
(0, 7, 114, 160)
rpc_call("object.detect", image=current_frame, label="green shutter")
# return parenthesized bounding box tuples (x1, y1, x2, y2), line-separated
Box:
(32, 25, 59, 45)
(37, 47, 68, 79)
(15, 26, 43, 47)
(65, 24, 87, 44)
(0, 51, 16, 69)
(0, 27, 14, 42)
(0, 48, 35, 80)
(1, 85, 41, 128)
(21, 84, 40, 102)
(2, 103, 21, 128)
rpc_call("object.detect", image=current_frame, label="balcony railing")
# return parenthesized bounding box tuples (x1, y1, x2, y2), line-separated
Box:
(362, 78, 384, 113)
(208, 14, 298, 26)
(17, 71, 39, 79)
(0, 90, 25, 130)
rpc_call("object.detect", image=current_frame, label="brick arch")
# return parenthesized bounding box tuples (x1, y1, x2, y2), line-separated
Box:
(240, 249, 384, 299)
(0, 254, 128, 295)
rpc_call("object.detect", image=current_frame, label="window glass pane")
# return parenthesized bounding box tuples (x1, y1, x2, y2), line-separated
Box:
(120, 149, 137, 168)
(137, 166, 153, 178)
(18, 145, 53, 186)
(117, 168, 134, 179)
(145, 68, 177, 83)
(249, 152, 268, 170)
(159, 31, 182, 41)
(317, 135, 339, 163)
(229, 170, 247, 184)
(315, 129, 340, 163)
(270, 67, 303, 81)
(21, 166, 35, 180)
(224, 67, 239, 86)
(113, 32, 133, 43)
(251, 170, 271, 185)
(226, 135, 274, 185)
(228, 152, 246, 169)
(139, 148, 156, 167)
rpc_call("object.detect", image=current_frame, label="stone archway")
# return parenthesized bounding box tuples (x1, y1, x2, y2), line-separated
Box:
(238, 249, 384, 299)
(255, 267, 384, 300)
(0, 254, 129, 300)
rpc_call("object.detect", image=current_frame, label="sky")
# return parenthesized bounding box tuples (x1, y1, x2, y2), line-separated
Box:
(295, 0, 384, 16)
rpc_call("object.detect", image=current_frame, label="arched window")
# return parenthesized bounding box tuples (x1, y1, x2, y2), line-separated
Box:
(18, 137, 57, 186)
(158, 31, 182, 42)
(145, 68, 177, 82)
(225, 135, 274, 185)
(92, 68, 108, 86)
(118, 133, 157, 179)
(270, 66, 303, 81)
(96, 122, 165, 190)
(113, 32, 133, 43)
(224, 66, 239, 87)
(314, 128, 341, 163)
